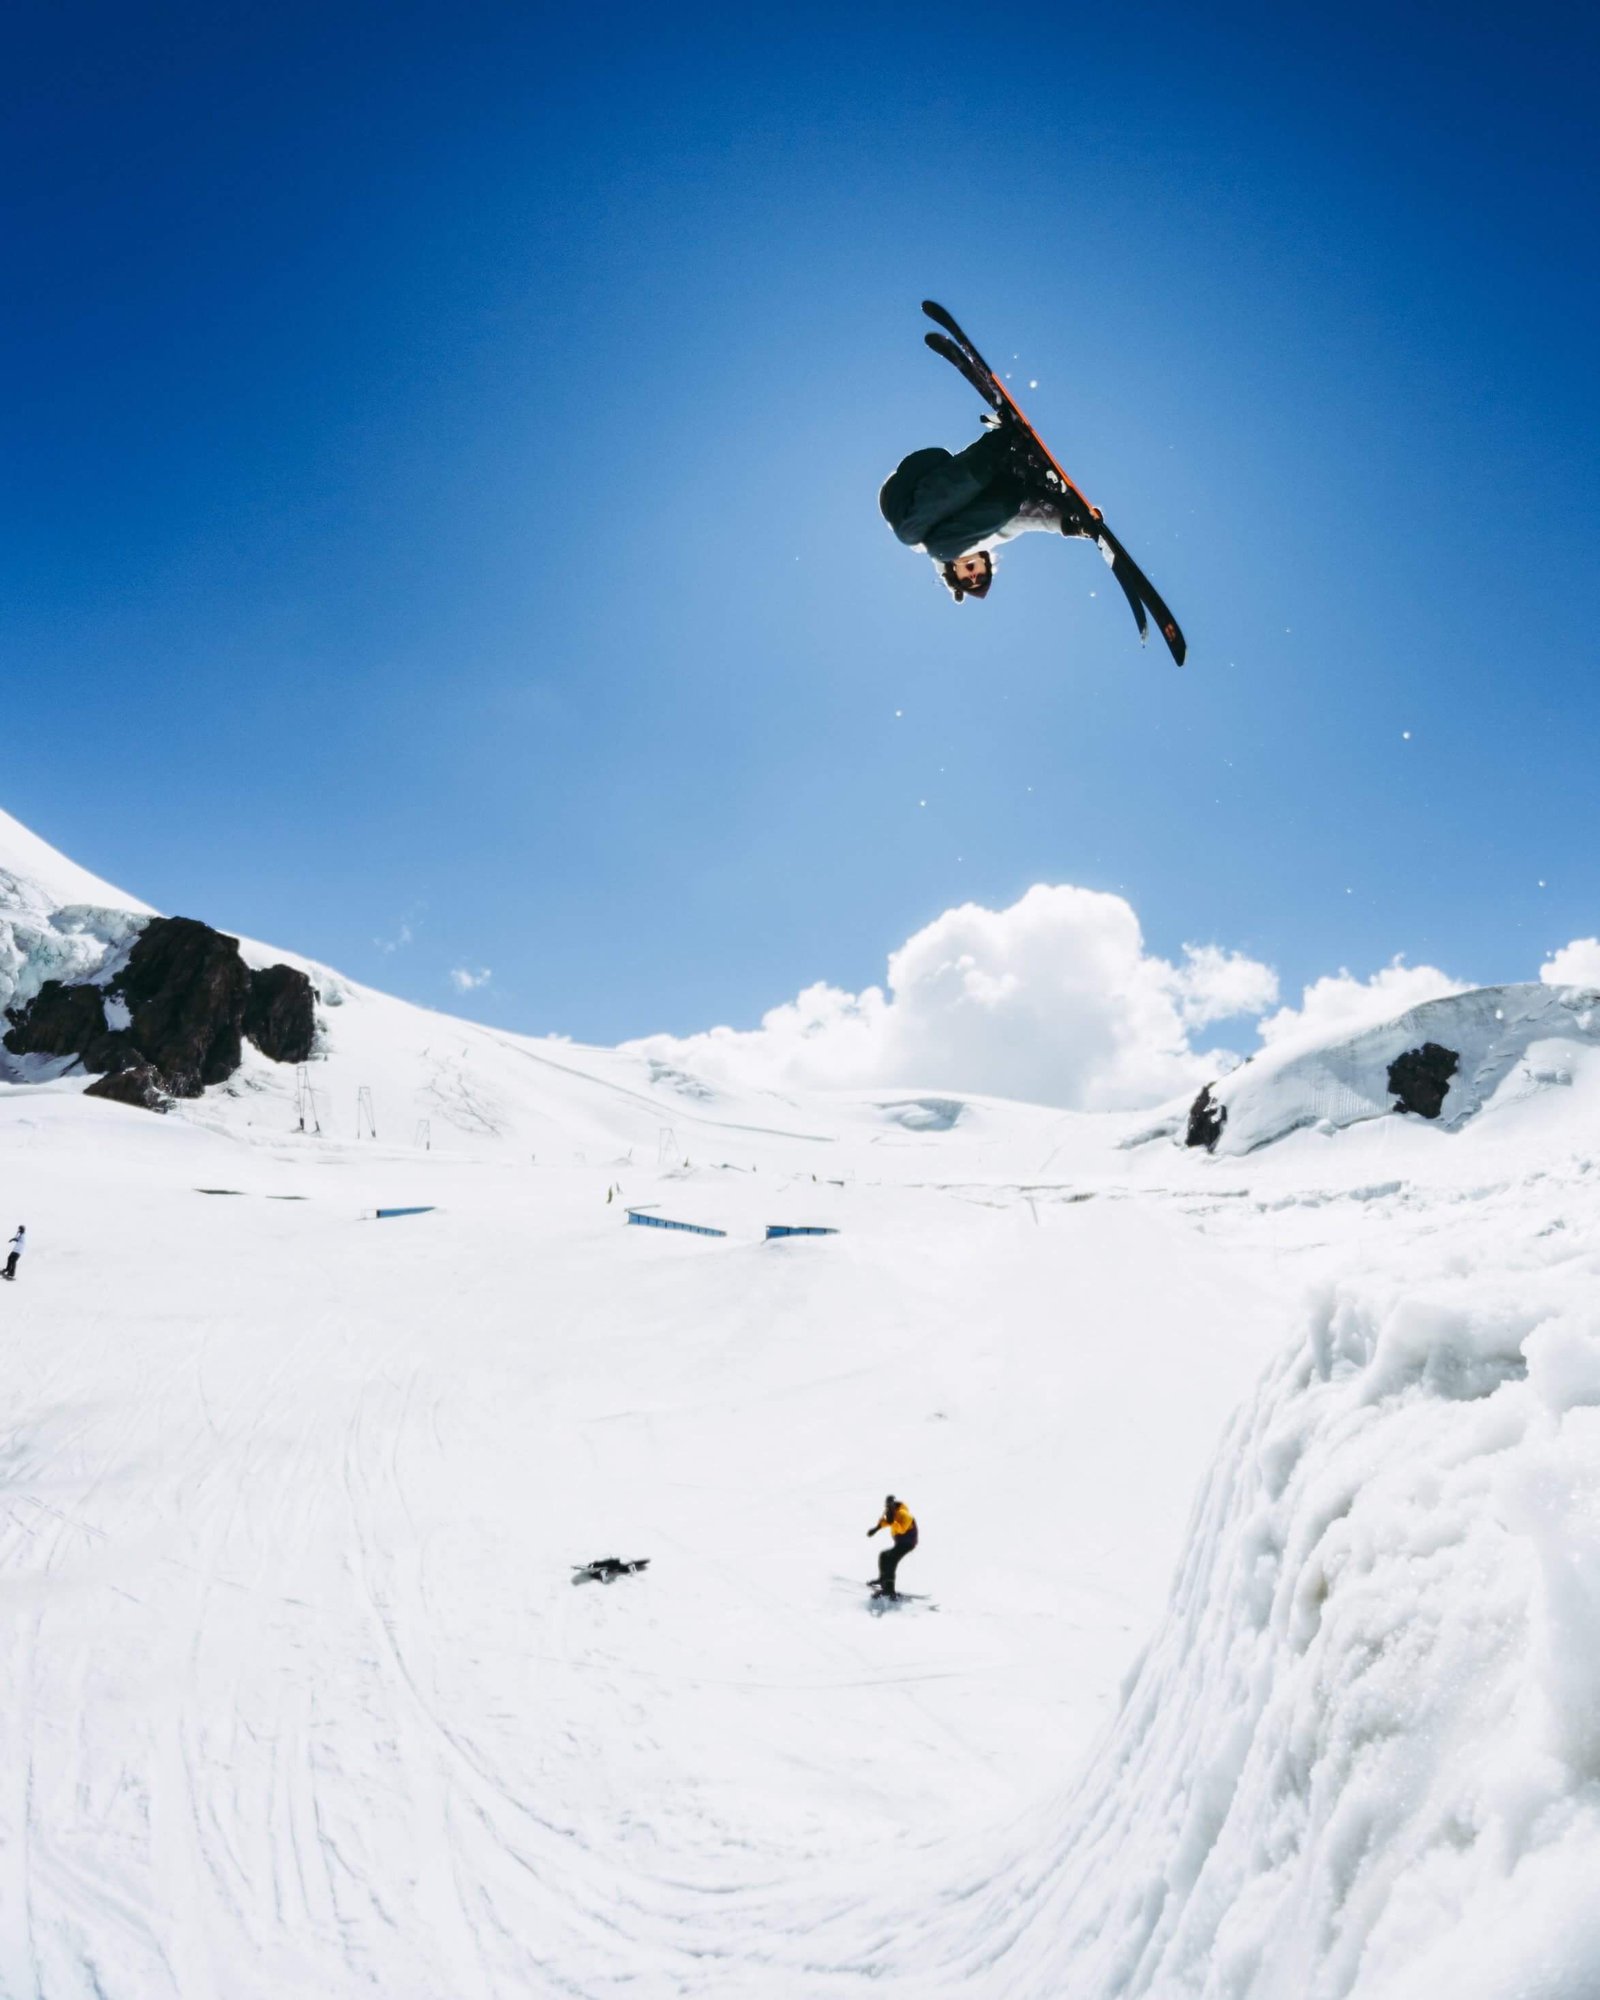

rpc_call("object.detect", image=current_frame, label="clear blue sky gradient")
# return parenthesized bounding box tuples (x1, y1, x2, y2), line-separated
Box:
(6, 3, 1597, 1040)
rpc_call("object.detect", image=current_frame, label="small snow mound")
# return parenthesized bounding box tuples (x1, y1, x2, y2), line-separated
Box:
(645, 1058, 719, 1103)
(876, 1096, 968, 1132)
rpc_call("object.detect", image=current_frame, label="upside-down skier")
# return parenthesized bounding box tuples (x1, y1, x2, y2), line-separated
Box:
(878, 301, 1187, 663)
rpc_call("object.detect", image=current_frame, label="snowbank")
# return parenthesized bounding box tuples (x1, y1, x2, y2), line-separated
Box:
(1001, 1201, 1600, 1998)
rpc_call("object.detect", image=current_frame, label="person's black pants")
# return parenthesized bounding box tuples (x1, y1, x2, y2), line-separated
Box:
(877, 1527, 917, 1595)
(2, 1253, 16, 1279)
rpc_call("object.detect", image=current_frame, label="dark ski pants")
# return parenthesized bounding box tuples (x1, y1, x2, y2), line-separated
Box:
(877, 1527, 917, 1595)
(2, 1253, 16, 1280)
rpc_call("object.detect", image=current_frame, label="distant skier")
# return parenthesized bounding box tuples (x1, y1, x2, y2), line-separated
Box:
(867, 1493, 917, 1598)
(879, 301, 1187, 662)
(3, 1224, 24, 1281)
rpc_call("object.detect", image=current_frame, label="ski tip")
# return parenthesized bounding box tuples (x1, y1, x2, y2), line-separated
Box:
(920, 299, 944, 316)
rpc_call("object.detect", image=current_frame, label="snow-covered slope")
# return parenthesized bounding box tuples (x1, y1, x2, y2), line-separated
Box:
(1193, 981, 1600, 1156)
(3, 809, 1599, 1998)
(0, 805, 152, 916)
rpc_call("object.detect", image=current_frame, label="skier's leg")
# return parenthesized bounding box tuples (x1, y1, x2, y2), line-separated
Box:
(876, 1545, 896, 1593)
(887, 1528, 918, 1597)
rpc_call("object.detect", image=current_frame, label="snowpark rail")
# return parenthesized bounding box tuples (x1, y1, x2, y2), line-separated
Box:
(625, 1209, 727, 1239)
(625, 1211, 840, 1243)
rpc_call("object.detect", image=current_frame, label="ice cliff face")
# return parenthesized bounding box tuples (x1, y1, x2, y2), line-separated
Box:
(0, 825, 316, 1103)
(1186, 983, 1600, 1156)
(0, 897, 147, 1030)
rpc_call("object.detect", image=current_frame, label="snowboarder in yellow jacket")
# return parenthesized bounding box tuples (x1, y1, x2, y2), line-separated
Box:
(867, 1495, 918, 1599)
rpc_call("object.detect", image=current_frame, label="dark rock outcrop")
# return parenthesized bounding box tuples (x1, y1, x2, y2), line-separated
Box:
(115, 917, 249, 1094)
(1388, 1042, 1460, 1119)
(3, 981, 110, 1060)
(244, 962, 316, 1064)
(85, 1064, 171, 1113)
(4, 913, 318, 1111)
(1186, 1084, 1227, 1151)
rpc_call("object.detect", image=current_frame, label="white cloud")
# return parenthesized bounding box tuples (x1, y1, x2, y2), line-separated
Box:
(1254, 957, 1468, 1059)
(1172, 942, 1280, 1029)
(375, 914, 420, 954)
(449, 966, 492, 992)
(625, 884, 1280, 1112)
(1541, 939, 1600, 987)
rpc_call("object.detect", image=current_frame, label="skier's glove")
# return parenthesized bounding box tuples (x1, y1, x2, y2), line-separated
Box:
(866, 1526, 877, 1537)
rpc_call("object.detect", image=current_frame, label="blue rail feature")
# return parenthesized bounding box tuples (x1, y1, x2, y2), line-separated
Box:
(373, 1206, 436, 1220)
(764, 1224, 840, 1240)
(626, 1210, 727, 1239)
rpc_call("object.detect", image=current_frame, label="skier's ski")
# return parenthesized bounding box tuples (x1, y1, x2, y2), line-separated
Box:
(571, 1557, 650, 1585)
(922, 304, 1102, 524)
(920, 300, 1187, 666)
(923, 331, 1005, 417)
(1093, 521, 1186, 668)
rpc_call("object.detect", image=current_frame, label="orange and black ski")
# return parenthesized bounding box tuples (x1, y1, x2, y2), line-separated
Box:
(920, 301, 1187, 666)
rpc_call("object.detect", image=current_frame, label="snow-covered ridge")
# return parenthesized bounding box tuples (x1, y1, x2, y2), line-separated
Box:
(1190, 981, 1600, 1156)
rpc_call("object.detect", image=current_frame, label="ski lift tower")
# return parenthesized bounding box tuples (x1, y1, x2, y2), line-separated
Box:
(294, 1065, 322, 1135)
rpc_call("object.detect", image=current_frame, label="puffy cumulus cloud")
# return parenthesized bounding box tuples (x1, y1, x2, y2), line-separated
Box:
(625, 885, 1279, 1112)
(1255, 957, 1468, 1059)
(1172, 942, 1281, 1029)
(1541, 939, 1600, 987)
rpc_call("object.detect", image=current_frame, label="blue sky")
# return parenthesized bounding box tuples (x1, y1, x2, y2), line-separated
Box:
(6, 2, 1597, 1046)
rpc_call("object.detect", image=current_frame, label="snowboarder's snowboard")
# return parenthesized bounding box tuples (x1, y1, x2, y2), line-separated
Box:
(869, 1588, 937, 1614)
(920, 300, 1187, 667)
(572, 1557, 650, 1585)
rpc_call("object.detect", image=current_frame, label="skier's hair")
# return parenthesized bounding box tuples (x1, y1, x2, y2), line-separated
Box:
(939, 552, 994, 603)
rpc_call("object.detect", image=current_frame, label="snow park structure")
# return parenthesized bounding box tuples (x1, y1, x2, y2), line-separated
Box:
(3, 800, 1600, 1995)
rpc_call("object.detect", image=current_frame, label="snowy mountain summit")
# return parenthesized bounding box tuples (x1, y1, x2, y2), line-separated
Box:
(3, 806, 1600, 2000)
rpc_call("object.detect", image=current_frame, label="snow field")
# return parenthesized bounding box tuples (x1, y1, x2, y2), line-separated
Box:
(0, 1082, 1281, 1997)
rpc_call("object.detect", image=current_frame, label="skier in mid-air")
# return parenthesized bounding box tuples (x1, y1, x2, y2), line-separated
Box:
(879, 422, 1062, 603)
(867, 1493, 917, 1599)
(879, 301, 1187, 663)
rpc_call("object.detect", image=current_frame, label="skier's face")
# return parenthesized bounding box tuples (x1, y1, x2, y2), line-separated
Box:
(951, 554, 991, 591)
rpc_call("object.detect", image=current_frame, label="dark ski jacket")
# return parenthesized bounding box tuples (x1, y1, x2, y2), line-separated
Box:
(879, 429, 1065, 563)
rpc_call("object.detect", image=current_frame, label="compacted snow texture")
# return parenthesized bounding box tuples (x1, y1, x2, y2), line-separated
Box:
(2, 809, 1598, 1998)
